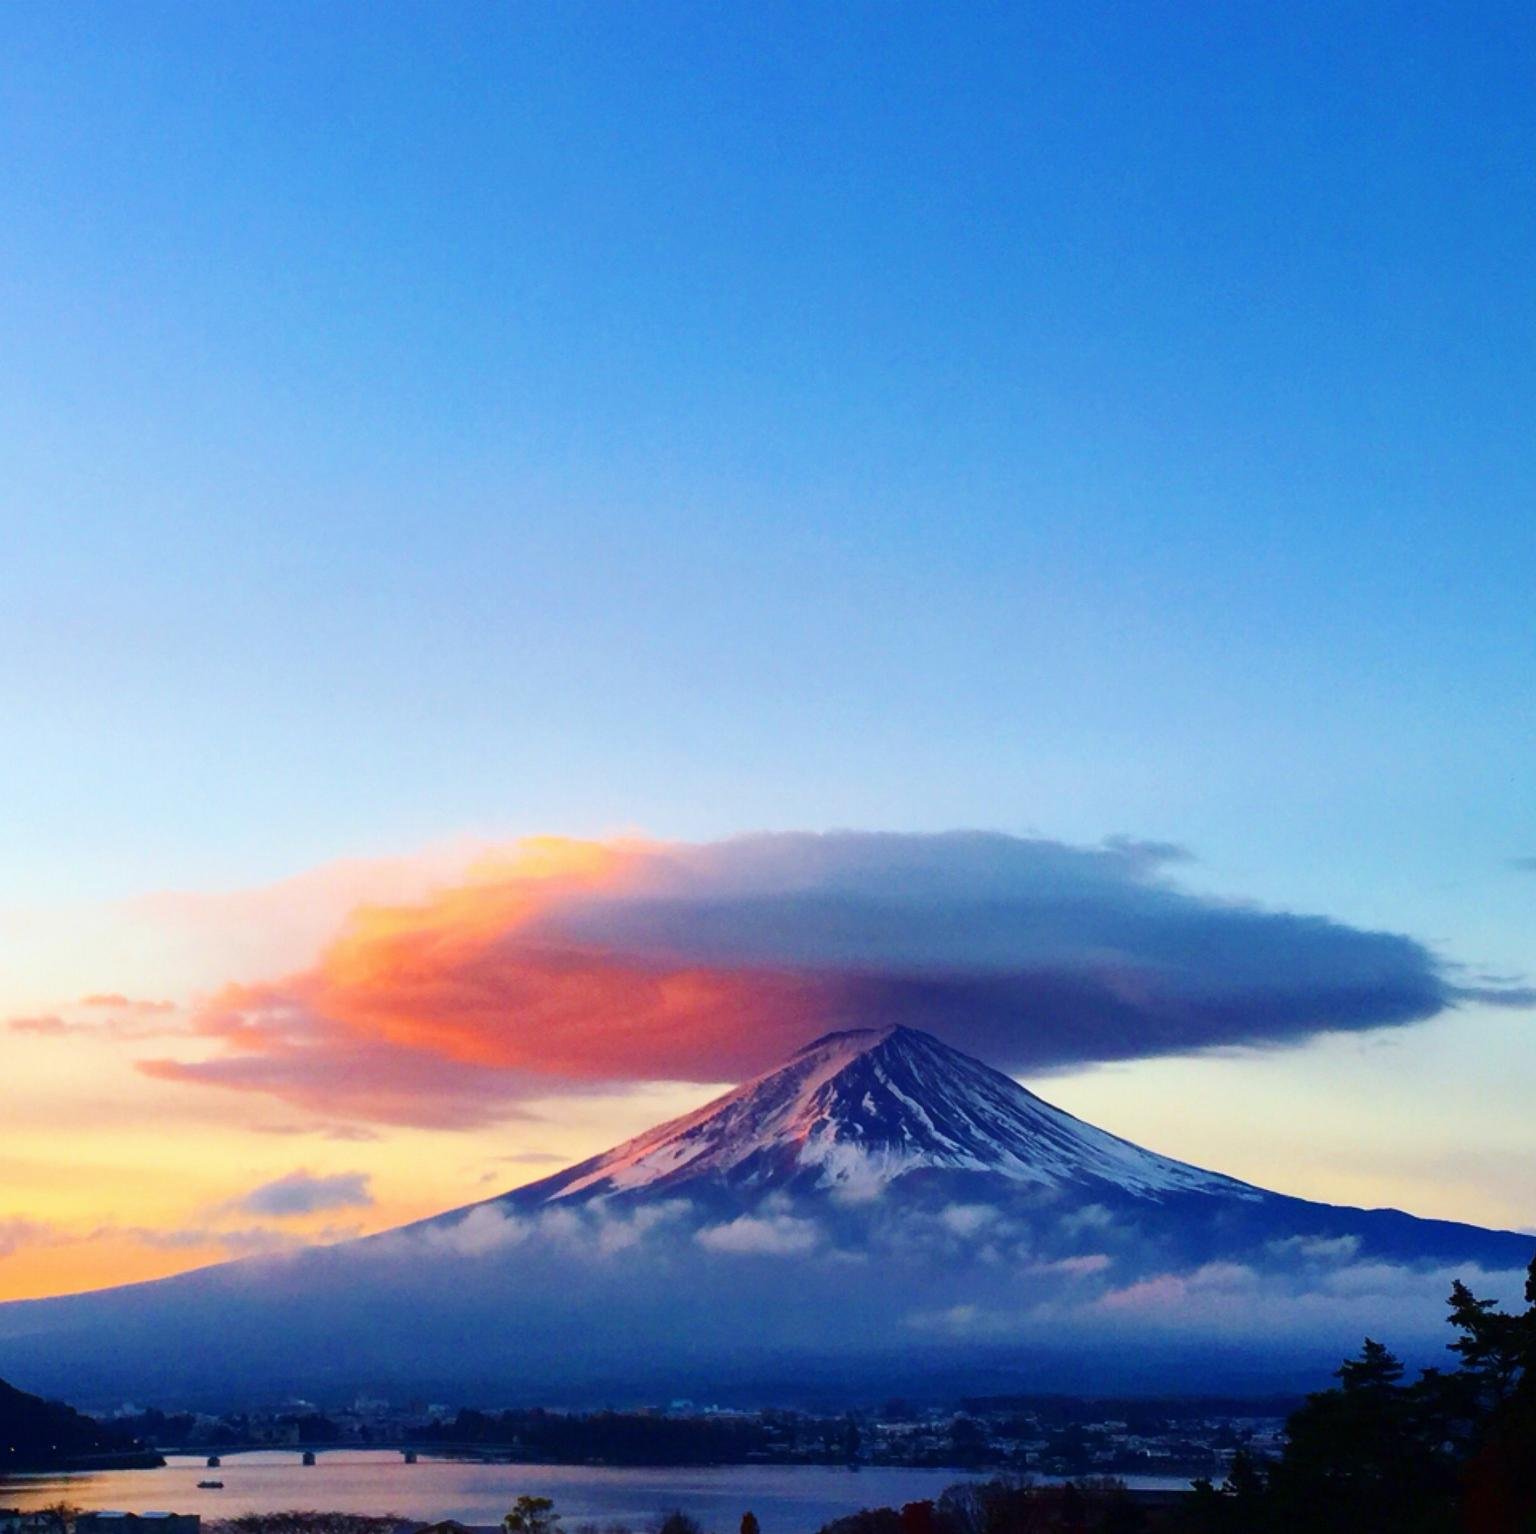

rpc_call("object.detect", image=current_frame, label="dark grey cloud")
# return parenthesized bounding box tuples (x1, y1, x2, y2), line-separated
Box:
(532, 830, 1526, 1074)
(227, 1170, 374, 1218)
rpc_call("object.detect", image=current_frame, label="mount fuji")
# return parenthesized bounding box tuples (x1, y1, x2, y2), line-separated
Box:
(487, 1025, 1245, 1207)
(2, 1027, 1529, 1405)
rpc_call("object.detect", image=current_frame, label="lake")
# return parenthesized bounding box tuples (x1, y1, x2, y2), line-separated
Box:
(0, 1451, 1190, 1533)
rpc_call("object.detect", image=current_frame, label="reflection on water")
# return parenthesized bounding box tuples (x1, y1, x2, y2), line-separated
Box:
(0, 1452, 1188, 1534)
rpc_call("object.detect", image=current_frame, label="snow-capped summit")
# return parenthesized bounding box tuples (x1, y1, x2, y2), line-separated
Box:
(499, 1023, 1249, 1205)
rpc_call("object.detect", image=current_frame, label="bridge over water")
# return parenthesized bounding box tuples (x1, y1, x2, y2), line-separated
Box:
(190, 1444, 523, 1467)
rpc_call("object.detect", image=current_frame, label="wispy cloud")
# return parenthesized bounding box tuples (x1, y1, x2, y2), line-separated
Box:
(696, 1213, 822, 1256)
(0, 1217, 306, 1264)
(367, 1198, 692, 1262)
(115, 1224, 302, 1256)
(0, 1217, 58, 1257)
(250, 1122, 382, 1142)
(8, 999, 185, 1041)
(1449, 982, 1536, 1007)
(7, 1014, 76, 1036)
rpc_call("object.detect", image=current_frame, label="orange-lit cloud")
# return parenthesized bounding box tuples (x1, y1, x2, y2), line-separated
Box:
(8, 1014, 75, 1035)
(0, 1217, 57, 1257)
(8, 1000, 184, 1041)
(82, 993, 176, 1013)
(140, 839, 831, 1125)
(130, 830, 1520, 1130)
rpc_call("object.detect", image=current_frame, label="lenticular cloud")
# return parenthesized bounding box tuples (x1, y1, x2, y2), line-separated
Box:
(139, 829, 1517, 1126)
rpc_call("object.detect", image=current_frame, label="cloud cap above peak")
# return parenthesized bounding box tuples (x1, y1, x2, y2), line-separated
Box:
(139, 831, 1527, 1127)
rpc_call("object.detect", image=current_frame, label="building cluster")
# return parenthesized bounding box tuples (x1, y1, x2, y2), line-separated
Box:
(2, 1516, 198, 1534)
(98, 1394, 1287, 1479)
(857, 1403, 1287, 1478)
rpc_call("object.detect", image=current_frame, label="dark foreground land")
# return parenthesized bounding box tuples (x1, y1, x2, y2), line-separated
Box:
(852, 1259, 1536, 1533)
(0, 1375, 161, 1471)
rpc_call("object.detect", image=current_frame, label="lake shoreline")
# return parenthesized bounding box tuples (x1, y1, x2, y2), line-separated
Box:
(0, 1450, 1194, 1533)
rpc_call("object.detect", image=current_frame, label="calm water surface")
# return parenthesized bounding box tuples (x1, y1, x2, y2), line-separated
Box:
(0, 1451, 1188, 1533)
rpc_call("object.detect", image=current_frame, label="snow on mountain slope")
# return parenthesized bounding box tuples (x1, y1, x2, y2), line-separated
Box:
(509, 1024, 1256, 1204)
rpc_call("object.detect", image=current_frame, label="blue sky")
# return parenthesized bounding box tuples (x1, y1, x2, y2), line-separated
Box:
(5, 3, 1534, 900)
(1, 4, 1534, 1294)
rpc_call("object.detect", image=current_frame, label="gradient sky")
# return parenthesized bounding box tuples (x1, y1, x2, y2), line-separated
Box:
(2, 2, 1533, 1303)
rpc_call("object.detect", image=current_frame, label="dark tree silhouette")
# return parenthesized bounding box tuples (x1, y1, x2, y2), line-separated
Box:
(33, 1503, 83, 1534)
(843, 1414, 862, 1462)
(1177, 1251, 1536, 1534)
(216, 1516, 403, 1534)
(504, 1497, 560, 1534)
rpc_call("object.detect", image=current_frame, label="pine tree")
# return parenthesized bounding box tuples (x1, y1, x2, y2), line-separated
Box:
(1447, 1280, 1524, 1406)
(503, 1496, 559, 1534)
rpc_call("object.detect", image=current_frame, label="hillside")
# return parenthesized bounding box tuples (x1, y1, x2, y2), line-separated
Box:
(0, 1373, 160, 1469)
